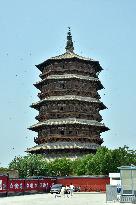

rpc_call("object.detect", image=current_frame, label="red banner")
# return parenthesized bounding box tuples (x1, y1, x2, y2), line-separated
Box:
(8, 179, 25, 193)
(0, 176, 8, 193)
(0, 176, 109, 194)
(25, 179, 39, 191)
(38, 179, 55, 192)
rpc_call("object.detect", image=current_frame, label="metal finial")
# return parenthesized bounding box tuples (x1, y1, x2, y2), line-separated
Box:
(65, 27, 74, 53)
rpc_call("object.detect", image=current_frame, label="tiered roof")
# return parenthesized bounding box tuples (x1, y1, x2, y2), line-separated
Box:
(26, 141, 100, 152)
(50, 51, 93, 61)
(36, 51, 102, 71)
(35, 28, 102, 72)
(31, 95, 106, 109)
(27, 28, 109, 155)
(34, 74, 103, 89)
(29, 118, 109, 131)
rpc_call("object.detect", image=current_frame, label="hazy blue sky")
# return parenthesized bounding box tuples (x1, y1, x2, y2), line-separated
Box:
(0, 0, 136, 167)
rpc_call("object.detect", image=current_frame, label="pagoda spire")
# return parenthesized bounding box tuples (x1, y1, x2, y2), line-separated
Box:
(65, 27, 74, 53)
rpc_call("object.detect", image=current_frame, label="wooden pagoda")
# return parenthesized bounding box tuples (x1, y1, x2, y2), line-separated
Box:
(27, 28, 109, 158)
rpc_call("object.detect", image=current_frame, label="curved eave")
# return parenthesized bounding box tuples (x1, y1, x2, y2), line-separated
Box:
(26, 142, 100, 153)
(28, 118, 109, 132)
(30, 95, 107, 110)
(34, 74, 104, 90)
(36, 57, 102, 72)
(31, 101, 107, 111)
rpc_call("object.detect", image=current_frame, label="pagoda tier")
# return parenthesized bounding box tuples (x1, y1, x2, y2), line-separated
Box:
(34, 75, 103, 100)
(34, 74, 103, 90)
(31, 95, 106, 110)
(29, 118, 108, 131)
(26, 141, 100, 157)
(26, 141, 102, 159)
(34, 136, 103, 145)
(36, 53, 102, 74)
(28, 118, 107, 146)
(27, 28, 109, 157)
(31, 96, 106, 122)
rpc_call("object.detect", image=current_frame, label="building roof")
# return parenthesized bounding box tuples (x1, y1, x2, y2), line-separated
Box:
(50, 51, 93, 61)
(118, 165, 136, 170)
(29, 118, 109, 130)
(31, 95, 106, 109)
(35, 28, 102, 72)
(26, 141, 100, 152)
(34, 74, 102, 87)
(36, 51, 99, 72)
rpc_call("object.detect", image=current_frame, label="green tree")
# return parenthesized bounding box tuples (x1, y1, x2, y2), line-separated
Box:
(72, 154, 94, 175)
(8, 146, 136, 177)
(72, 158, 85, 175)
(47, 158, 72, 176)
(0, 167, 8, 172)
(9, 154, 48, 178)
(89, 146, 110, 175)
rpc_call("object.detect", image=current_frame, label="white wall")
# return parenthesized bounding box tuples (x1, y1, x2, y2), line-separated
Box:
(109, 173, 121, 186)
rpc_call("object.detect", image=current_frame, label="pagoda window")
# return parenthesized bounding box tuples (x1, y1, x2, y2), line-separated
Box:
(84, 107, 88, 112)
(58, 126, 65, 130)
(74, 82, 78, 88)
(76, 105, 79, 111)
(59, 81, 66, 89)
(68, 131, 73, 135)
(50, 114, 54, 118)
(91, 115, 94, 119)
(79, 65, 82, 70)
(81, 105, 85, 111)
(54, 82, 58, 89)
(40, 106, 45, 114)
(57, 114, 61, 118)
(60, 106, 64, 111)
(50, 129, 54, 134)
(60, 130, 64, 135)
(69, 105, 73, 111)
(68, 81, 72, 89)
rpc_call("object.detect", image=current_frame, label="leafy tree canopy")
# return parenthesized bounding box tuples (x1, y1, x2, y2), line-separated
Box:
(8, 146, 136, 178)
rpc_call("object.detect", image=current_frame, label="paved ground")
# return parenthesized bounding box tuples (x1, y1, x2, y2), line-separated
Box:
(0, 193, 130, 205)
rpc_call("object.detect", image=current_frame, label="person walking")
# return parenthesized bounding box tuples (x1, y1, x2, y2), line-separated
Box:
(69, 183, 75, 196)
(65, 185, 70, 198)
(61, 186, 66, 197)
